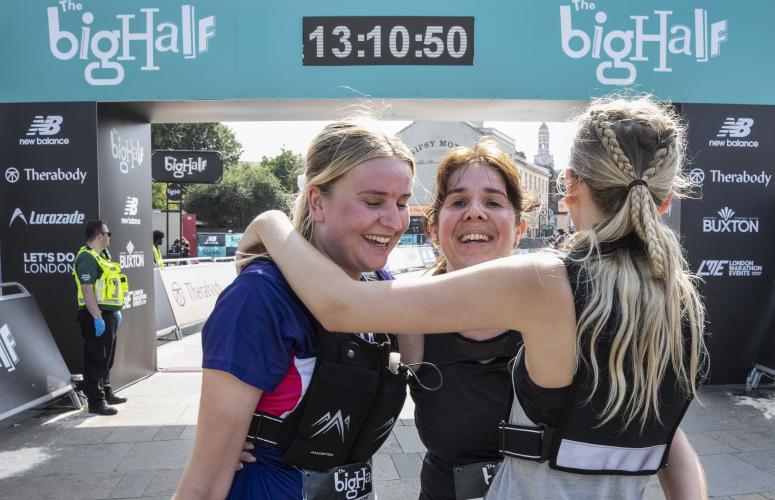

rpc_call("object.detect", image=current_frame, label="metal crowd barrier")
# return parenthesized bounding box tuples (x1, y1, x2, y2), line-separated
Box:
(0, 282, 82, 421)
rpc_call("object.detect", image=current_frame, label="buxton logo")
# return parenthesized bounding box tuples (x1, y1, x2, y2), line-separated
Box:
(47, 4, 216, 86)
(560, 3, 728, 86)
(9, 208, 85, 227)
(119, 241, 145, 269)
(19, 115, 70, 146)
(697, 259, 763, 277)
(0, 324, 20, 373)
(709, 118, 758, 148)
(702, 207, 759, 233)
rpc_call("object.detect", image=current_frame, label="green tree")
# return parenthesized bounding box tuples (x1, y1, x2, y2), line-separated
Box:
(151, 123, 243, 209)
(261, 148, 304, 193)
(184, 162, 289, 230)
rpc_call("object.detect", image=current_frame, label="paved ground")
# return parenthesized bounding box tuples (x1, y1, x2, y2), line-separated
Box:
(1, 332, 774, 499)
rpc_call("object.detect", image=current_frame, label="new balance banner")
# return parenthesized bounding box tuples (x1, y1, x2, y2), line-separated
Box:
(682, 104, 775, 383)
(152, 150, 223, 184)
(0, 285, 74, 421)
(97, 105, 155, 388)
(158, 262, 237, 328)
(0, 102, 99, 375)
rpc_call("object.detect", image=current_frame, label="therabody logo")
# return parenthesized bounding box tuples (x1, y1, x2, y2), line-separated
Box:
(47, 5, 216, 86)
(709, 117, 758, 148)
(4, 167, 87, 184)
(689, 168, 771, 188)
(560, 4, 727, 86)
(702, 207, 759, 233)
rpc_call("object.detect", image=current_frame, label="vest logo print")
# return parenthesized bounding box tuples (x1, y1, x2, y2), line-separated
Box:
(47, 5, 216, 86)
(121, 196, 141, 225)
(9, 208, 85, 227)
(310, 410, 351, 443)
(697, 260, 763, 277)
(702, 207, 759, 233)
(709, 117, 759, 148)
(0, 324, 20, 372)
(560, 4, 727, 86)
(18, 116, 70, 146)
(119, 241, 145, 269)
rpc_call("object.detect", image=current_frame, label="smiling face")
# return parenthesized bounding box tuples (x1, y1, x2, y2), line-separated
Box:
(429, 163, 520, 272)
(310, 156, 413, 278)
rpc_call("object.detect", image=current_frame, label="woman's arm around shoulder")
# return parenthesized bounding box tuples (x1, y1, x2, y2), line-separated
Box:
(657, 427, 707, 500)
(252, 210, 573, 338)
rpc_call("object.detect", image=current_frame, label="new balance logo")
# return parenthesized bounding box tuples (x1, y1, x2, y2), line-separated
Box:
(310, 410, 351, 443)
(717, 118, 753, 138)
(0, 324, 20, 372)
(124, 197, 138, 216)
(26, 115, 62, 136)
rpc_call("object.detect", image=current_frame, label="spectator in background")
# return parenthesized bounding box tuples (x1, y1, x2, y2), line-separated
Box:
(153, 230, 165, 268)
(181, 237, 191, 258)
(170, 239, 181, 257)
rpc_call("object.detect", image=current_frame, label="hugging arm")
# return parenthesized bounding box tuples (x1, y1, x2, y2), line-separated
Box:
(174, 369, 263, 500)
(658, 428, 707, 500)
(248, 211, 569, 338)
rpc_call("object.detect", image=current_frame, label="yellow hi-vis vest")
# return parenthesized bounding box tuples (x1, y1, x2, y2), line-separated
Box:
(73, 246, 129, 308)
(153, 245, 165, 268)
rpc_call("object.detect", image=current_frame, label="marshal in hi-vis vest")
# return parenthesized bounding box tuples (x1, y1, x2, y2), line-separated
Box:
(73, 246, 129, 309)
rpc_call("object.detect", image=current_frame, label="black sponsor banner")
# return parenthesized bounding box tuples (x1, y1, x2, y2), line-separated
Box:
(198, 233, 226, 247)
(167, 183, 183, 201)
(152, 150, 223, 184)
(682, 104, 775, 383)
(97, 105, 155, 388)
(0, 285, 74, 420)
(0, 102, 99, 375)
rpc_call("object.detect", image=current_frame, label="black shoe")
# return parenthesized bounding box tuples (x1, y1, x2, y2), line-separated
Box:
(105, 393, 127, 405)
(88, 400, 118, 415)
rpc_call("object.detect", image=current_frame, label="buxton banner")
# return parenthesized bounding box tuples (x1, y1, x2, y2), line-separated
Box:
(0, 102, 99, 374)
(96, 105, 155, 388)
(681, 103, 775, 384)
(2, 1, 775, 105)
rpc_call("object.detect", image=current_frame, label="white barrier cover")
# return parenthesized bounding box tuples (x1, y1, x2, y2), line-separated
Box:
(158, 262, 237, 327)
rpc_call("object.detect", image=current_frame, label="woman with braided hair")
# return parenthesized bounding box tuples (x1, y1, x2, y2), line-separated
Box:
(238, 96, 708, 499)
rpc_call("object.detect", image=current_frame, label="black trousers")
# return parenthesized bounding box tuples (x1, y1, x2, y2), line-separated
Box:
(78, 309, 118, 403)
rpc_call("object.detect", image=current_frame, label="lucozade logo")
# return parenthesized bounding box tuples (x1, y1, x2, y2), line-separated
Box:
(560, 3, 728, 85)
(46, 4, 216, 86)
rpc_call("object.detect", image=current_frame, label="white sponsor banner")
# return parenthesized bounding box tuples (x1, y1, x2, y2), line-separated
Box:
(158, 262, 236, 327)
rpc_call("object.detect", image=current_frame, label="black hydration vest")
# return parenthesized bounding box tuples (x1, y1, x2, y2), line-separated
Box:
(248, 268, 409, 471)
(500, 249, 693, 475)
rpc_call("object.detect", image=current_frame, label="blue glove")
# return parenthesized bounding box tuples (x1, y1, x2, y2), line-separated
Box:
(94, 318, 106, 337)
(115, 311, 123, 327)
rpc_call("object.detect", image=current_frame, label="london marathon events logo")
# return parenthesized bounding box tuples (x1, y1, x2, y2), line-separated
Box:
(47, 3, 216, 86)
(697, 259, 763, 278)
(560, 3, 728, 86)
(702, 207, 759, 233)
(18, 115, 70, 146)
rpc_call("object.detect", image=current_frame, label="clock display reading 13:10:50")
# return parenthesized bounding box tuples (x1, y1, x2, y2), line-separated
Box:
(302, 16, 474, 66)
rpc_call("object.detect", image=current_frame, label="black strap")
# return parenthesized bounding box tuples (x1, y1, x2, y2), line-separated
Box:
(498, 421, 556, 462)
(248, 411, 284, 446)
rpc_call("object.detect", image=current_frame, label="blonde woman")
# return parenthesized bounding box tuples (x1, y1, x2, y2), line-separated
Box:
(175, 118, 415, 499)
(239, 96, 708, 499)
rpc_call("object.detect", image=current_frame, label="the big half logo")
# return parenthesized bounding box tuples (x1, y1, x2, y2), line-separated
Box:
(702, 207, 759, 233)
(47, 5, 216, 86)
(18, 115, 70, 146)
(0, 324, 20, 373)
(560, 4, 728, 86)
